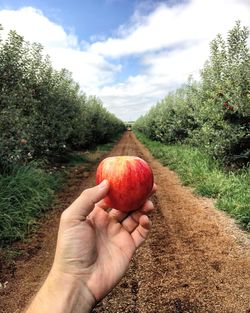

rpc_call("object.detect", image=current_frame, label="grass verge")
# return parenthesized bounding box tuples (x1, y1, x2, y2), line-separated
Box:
(90, 133, 123, 152)
(135, 131, 250, 230)
(0, 163, 61, 246)
(0, 134, 123, 248)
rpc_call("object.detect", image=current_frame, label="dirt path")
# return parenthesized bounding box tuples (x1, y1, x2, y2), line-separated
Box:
(1, 132, 250, 313)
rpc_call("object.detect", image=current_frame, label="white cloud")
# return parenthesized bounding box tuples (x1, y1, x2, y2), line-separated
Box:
(0, 7, 120, 92)
(91, 0, 250, 120)
(90, 0, 250, 57)
(0, 1, 249, 121)
(0, 7, 76, 48)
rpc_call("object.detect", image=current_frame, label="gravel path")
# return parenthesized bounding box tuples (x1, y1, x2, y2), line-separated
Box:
(1, 131, 249, 313)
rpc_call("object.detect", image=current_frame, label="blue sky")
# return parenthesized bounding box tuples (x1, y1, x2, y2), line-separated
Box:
(1, 0, 136, 40)
(0, 0, 249, 120)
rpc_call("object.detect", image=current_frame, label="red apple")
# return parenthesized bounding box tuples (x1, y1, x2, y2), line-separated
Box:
(96, 156, 154, 213)
(20, 138, 28, 145)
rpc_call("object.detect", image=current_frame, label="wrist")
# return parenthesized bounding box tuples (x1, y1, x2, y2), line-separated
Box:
(48, 269, 96, 312)
(26, 269, 96, 313)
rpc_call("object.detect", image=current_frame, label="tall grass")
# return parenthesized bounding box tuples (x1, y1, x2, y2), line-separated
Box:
(135, 131, 250, 230)
(0, 135, 123, 247)
(0, 164, 60, 246)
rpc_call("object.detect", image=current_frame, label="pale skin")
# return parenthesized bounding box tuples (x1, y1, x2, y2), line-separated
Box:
(25, 180, 156, 313)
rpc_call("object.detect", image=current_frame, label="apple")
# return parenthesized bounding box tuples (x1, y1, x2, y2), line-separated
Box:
(20, 138, 28, 145)
(96, 156, 154, 213)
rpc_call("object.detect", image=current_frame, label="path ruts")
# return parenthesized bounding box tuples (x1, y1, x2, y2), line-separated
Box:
(1, 132, 250, 313)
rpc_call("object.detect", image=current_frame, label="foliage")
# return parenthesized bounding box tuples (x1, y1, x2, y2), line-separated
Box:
(0, 132, 123, 247)
(135, 131, 250, 230)
(0, 28, 125, 171)
(0, 163, 60, 246)
(134, 22, 250, 165)
(0, 26, 125, 246)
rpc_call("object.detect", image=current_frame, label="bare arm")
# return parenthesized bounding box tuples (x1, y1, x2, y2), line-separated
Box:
(25, 180, 155, 313)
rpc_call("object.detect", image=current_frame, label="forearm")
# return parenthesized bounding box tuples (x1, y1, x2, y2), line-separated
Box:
(25, 271, 96, 313)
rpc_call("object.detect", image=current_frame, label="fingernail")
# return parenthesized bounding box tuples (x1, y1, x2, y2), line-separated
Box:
(99, 180, 108, 189)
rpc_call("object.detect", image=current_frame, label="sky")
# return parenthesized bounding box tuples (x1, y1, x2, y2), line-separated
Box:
(0, 0, 250, 121)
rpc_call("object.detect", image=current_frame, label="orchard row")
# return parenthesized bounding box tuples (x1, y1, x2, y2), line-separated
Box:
(134, 22, 250, 165)
(0, 27, 125, 172)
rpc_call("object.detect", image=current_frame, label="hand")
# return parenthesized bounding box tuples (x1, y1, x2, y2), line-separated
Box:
(51, 180, 156, 307)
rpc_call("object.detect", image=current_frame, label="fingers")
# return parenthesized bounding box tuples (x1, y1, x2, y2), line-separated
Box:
(89, 183, 156, 223)
(131, 215, 151, 248)
(95, 199, 110, 211)
(150, 183, 157, 197)
(107, 183, 157, 223)
(108, 198, 154, 222)
(140, 199, 155, 214)
(66, 180, 109, 218)
(121, 200, 154, 233)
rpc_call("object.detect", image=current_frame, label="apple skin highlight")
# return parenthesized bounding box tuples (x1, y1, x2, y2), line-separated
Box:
(96, 156, 154, 213)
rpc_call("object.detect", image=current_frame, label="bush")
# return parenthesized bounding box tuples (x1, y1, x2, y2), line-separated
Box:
(0, 27, 125, 171)
(135, 131, 250, 229)
(134, 22, 250, 165)
(0, 25, 125, 246)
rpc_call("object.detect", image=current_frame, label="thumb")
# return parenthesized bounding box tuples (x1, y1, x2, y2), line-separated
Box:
(67, 180, 109, 218)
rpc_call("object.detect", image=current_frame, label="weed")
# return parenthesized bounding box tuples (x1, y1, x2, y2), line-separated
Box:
(135, 131, 250, 230)
(0, 164, 60, 246)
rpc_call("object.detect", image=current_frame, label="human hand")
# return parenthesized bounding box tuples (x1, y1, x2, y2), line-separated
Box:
(51, 180, 156, 308)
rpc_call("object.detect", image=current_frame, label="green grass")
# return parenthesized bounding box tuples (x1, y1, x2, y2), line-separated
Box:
(96, 141, 116, 152)
(90, 133, 123, 153)
(135, 131, 250, 230)
(63, 153, 91, 165)
(0, 164, 61, 246)
(0, 135, 123, 248)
